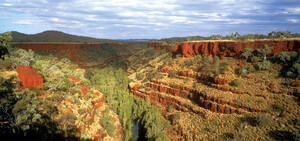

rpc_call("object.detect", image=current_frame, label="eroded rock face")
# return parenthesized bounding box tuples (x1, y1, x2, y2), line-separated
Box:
(13, 43, 122, 51)
(174, 40, 300, 57)
(17, 65, 43, 90)
(148, 41, 172, 52)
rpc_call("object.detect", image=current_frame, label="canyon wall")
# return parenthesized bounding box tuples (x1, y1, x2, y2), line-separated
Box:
(13, 43, 122, 52)
(148, 41, 173, 52)
(174, 40, 300, 57)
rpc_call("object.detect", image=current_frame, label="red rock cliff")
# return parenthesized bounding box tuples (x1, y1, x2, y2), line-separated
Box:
(17, 66, 44, 90)
(174, 40, 300, 57)
(148, 41, 172, 52)
(13, 43, 122, 51)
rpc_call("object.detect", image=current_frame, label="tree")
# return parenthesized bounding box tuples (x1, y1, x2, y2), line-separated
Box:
(241, 48, 254, 61)
(0, 31, 12, 59)
(234, 32, 240, 39)
(268, 31, 276, 39)
(286, 62, 300, 78)
(274, 52, 291, 65)
(257, 45, 273, 60)
(256, 60, 271, 70)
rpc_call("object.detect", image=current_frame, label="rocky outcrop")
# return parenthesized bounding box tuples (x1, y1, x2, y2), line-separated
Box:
(61, 75, 123, 140)
(174, 40, 300, 57)
(148, 41, 172, 52)
(17, 65, 43, 90)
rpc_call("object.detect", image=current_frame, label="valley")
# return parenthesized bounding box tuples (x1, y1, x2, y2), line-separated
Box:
(0, 31, 299, 141)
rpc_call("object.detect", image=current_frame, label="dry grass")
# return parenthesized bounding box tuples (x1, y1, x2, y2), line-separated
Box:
(0, 71, 18, 79)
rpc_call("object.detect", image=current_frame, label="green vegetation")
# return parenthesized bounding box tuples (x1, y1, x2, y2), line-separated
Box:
(286, 62, 300, 78)
(250, 56, 260, 63)
(159, 31, 300, 45)
(0, 31, 12, 59)
(0, 33, 118, 140)
(86, 67, 172, 140)
(272, 51, 300, 78)
(255, 114, 270, 127)
(230, 79, 241, 87)
(257, 45, 273, 60)
(256, 60, 271, 70)
(233, 132, 245, 141)
(235, 65, 255, 77)
(241, 48, 254, 61)
(196, 55, 228, 75)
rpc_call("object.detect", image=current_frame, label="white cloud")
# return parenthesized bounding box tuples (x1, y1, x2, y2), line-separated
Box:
(12, 20, 33, 24)
(285, 8, 300, 14)
(2, 0, 300, 39)
(3, 3, 12, 6)
(287, 19, 299, 23)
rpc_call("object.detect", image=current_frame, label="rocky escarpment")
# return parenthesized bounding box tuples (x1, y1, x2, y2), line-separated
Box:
(13, 43, 122, 51)
(13, 42, 147, 69)
(148, 41, 172, 52)
(130, 78, 262, 115)
(174, 40, 300, 57)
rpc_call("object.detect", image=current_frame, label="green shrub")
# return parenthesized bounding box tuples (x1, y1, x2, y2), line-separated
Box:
(230, 79, 241, 87)
(233, 132, 245, 141)
(106, 122, 116, 137)
(171, 113, 180, 123)
(286, 62, 300, 78)
(193, 54, 202, 63)
(248, 65, 256, 73)
(257, 44, 274, 60)
(163, 57, 172, 65)
(219, 62, 229, 74)
(167, 105, 173, 112)
(235, 66, 248, 77)
(136, 72, 144, 80)
(271, 104, 285, 113)
(250, 56, 260, 63)
(256, 60, 271, 70)
(293, 131, 300, 141)
(183, 59, 193, 66)
(273, 52, 291, 64)
(169, 71, 176, 78)
(255, 114, 270, 126)
(241, 48, 254, 61)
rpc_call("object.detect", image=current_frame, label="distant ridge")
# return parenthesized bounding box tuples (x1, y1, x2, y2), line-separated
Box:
(116, 39, 157, 41)
(11, 30, 116, 43)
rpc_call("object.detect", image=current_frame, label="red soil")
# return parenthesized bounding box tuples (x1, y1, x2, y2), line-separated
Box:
(17, 65, 44, 90)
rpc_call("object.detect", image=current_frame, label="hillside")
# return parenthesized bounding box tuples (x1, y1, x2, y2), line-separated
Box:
(11, 30, 116, 43)
(0, 32, 175, 140)
(0, 47, 124, 140)
(127, 39, 300, 140)
(12, 42, 148, 69)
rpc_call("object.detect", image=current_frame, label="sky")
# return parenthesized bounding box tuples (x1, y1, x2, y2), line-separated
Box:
(0, 0, 300, 39)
